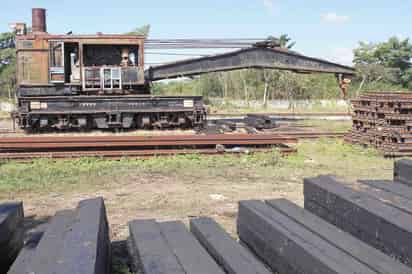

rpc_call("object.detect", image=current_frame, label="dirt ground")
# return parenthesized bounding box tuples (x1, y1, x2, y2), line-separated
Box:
(9, 170, 303, 241)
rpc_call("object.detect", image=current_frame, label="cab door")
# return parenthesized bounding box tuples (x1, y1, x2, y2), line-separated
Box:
(49, 41, 65, 83)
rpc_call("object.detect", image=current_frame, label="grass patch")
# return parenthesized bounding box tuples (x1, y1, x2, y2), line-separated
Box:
(0, 139, 395, 197)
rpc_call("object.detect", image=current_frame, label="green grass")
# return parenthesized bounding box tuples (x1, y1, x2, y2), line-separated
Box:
(0, 139, 396, 196)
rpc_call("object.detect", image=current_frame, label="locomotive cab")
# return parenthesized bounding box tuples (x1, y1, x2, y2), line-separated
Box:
(17, 36, 147, 96)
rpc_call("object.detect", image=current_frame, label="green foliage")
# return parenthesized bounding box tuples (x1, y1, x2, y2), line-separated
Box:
(126, 25, 151, 36)
(353, 37, 412, 88)
(0, 32, 16, 99)
(278, 34, 296, 49)
(154, 70, 344, 101)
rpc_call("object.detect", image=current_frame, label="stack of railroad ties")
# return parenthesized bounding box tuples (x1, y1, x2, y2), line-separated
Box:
(3, 160, 412, 273)
(345, 91, 412, 157)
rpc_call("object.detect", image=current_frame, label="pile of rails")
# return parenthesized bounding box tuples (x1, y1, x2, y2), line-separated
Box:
(345, 91, 412, 156)
(4, 160, 412, 273)
(0, 134, 298, 161)
(0, 131, 347, 161)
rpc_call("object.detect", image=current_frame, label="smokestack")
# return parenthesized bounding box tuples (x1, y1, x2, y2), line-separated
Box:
(32, 8, 47, 33)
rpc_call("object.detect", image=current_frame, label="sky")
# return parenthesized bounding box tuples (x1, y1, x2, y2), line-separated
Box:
(1, 0, 411, 66)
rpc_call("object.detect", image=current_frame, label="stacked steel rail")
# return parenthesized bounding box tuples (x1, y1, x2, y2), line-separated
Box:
(0, 131, 347, 161)
(345, 92, 412, 156)
(0, 134, 298, 160)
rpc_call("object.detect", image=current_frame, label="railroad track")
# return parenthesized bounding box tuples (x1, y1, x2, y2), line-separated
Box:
(269, 131, 346, 139)
(0, 147, 298, 161)
(0, 132, 343, 161)
(211, 112, 350, 117)
(209, 112, 351, 121)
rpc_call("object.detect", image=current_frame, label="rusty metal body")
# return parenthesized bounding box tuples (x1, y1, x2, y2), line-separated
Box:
(13, 8, 355, 132)
(15, 34, 146, 91)
(14, 27, 205, 130)
(31, 8, 47, 33)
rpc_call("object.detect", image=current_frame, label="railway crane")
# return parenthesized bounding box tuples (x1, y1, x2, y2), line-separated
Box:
(11, 8, 355, 131)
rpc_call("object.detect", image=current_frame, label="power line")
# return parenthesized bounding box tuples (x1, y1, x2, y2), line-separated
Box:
(145, 52, 209, 57)
(145, 38, 265, 49)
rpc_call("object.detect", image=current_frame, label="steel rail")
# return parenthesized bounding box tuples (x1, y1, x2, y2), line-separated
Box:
(210, 112, 351, 117)
(274, 132, 346, 138)
(0, 147, 297, 161)
(0, 131, 345, 160)
(0, 139, 297, 150)
(0, 134, 298, 144)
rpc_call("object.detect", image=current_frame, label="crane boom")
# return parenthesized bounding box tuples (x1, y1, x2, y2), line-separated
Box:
(145, 47, 355, 82)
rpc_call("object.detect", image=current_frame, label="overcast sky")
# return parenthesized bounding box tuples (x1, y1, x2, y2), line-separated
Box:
(1, 0, 411, 66)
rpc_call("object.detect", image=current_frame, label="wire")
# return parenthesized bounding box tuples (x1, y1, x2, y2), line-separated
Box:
(145, 52, 210, 57)
(144, 38, 264, 49)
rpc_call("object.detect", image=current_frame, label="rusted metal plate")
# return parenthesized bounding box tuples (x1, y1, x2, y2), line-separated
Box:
(17, 50, 49, 85)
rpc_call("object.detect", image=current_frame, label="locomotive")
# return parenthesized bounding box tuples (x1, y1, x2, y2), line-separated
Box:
(11, 8, 355, 131)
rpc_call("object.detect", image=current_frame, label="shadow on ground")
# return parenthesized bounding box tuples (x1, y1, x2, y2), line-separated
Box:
(112, 240, 132, 274)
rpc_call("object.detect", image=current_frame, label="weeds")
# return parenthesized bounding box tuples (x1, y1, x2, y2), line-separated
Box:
(0, 139, 397, 197)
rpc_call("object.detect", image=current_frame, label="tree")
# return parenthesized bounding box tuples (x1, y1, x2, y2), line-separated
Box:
(278, 34, 296, 49)
(353, 37, 412, 89)
(0, 32, 16, 100)
(126, 25, 151, 36)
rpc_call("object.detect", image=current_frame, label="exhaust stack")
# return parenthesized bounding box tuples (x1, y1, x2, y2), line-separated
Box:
(32, 8, 47, 33)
